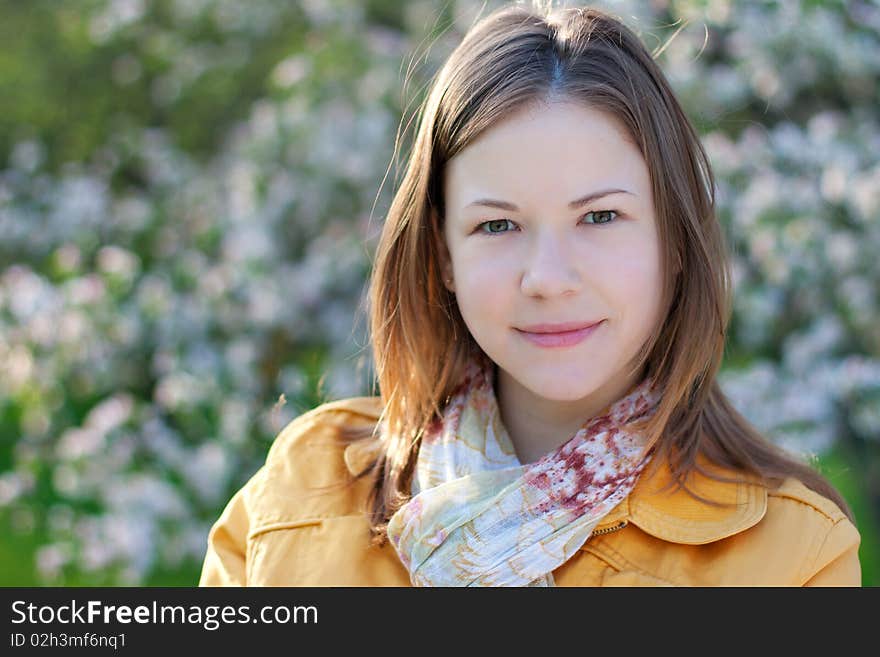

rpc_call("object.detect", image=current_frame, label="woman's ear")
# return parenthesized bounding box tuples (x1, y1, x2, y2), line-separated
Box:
(433, 209, 456, 294)
(440, 248, 455, 294)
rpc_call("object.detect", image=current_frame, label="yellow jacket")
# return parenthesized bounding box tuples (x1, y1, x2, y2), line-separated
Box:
(199, 396, 862, 586)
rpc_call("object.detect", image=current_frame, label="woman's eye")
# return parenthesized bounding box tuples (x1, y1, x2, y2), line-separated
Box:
(475, 210, 619, 235)
(584, 210, 618, 225)
(479, 219, 515, 234)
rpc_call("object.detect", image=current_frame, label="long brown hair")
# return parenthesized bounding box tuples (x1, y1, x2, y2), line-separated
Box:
(333, 2, 854, 545)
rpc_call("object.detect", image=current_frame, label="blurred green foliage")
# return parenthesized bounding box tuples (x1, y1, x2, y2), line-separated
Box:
(0, 0, 315, 172)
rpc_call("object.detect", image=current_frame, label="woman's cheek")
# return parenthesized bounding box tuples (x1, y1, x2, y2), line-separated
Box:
(616, 249, 664, 330)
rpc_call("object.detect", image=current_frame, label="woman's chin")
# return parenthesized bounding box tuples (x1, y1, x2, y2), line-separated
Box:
(517, 374, 606, 404)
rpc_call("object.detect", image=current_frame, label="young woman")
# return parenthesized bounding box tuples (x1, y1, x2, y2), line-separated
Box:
(200, 3, 861, 586)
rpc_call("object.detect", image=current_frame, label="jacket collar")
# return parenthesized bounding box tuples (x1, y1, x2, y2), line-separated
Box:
(338, 397, 767, 546)
(588, 451, 767, 544)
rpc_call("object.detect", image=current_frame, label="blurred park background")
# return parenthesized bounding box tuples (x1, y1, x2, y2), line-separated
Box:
(0, 0, 878, 586)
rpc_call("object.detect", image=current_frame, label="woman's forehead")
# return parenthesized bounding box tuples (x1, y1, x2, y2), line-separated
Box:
(444, 103, 649, 212)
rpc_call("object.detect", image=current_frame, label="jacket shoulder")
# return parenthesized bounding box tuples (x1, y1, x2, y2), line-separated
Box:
(250, 397, 383, 527)
(199, 397, 384, 586)
(760, 476, 861, 584)
(767, 476, 849, 524)
(266, 396, 382, 463)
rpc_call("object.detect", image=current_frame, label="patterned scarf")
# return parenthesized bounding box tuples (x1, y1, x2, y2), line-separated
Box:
(386, 351, 662, 587)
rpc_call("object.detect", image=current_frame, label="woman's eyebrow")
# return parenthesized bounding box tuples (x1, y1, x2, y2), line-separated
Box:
(464, 188, 635, 211)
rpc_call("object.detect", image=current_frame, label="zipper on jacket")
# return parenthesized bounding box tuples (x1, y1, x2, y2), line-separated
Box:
(591, 520, 628, 536)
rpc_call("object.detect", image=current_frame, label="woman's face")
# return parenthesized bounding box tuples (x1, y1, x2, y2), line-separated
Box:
(440, 100, 665, 403)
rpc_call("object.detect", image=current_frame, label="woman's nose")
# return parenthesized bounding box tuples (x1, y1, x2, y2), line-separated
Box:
(520, 232, 582, 297)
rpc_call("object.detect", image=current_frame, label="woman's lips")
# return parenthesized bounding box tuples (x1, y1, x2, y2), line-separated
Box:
(515, 320, 604, 348)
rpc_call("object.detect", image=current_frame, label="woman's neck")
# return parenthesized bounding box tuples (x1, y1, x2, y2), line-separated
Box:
(494, 363, 643, 464)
